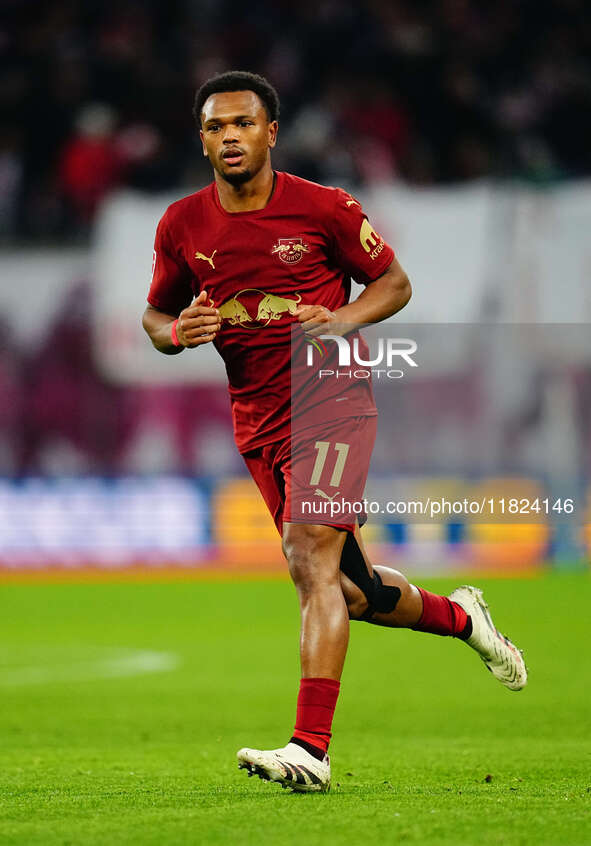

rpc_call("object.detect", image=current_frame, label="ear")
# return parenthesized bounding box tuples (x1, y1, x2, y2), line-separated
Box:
(268, 120, 278, 149)
(199, 129, 208, 158)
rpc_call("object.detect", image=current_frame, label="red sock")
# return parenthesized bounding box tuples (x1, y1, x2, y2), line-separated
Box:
(411, 588, 470, 637)
(291, 677, 340, 758)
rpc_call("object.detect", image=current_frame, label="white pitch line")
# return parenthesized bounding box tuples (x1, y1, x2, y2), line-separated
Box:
(0, 648, 180, 687)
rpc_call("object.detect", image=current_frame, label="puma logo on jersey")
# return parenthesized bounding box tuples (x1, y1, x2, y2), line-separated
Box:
(315, 488, 340, 501)
(195, 249, 217, 270)
(346, 199, 359, 206)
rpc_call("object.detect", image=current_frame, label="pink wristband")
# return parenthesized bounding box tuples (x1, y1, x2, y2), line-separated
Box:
(171, 318, 182, 347)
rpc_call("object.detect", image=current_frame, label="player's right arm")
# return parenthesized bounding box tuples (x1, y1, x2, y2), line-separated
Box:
(143, 211, 221, 355)
(142, 291, 221, 355)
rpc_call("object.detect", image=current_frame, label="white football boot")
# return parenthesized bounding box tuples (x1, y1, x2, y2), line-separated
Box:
(237, 741, 330, 793)
(448, 585, 527, 691)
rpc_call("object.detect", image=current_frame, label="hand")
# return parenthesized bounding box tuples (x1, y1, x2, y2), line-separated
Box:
(176, 290, 221, 347)
(294, 304, 342, 338)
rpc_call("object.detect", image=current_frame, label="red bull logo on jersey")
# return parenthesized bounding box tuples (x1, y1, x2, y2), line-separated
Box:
(216, 289, 303, 328)
(256, 292, 301, 322)
(217, 296, 251, 326)
(271, 237, 311, 264)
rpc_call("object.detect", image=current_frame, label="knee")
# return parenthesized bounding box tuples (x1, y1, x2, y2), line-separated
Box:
(340, 568, 370, 619)
(346, 592, 369, 620)
(282, 524, 341, 595)
(349, 568, 404, 622)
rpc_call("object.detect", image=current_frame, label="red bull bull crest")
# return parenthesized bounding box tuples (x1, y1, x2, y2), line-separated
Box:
(216, 289, 303, 328)
(271, 237, 311, 264)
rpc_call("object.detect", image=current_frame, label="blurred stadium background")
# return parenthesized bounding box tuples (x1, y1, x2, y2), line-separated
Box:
(1, 0, 591, 578)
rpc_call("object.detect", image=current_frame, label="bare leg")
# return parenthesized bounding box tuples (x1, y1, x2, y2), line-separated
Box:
(340, 525, 424, 627)
(236, 521, 347, 786)
(282, 522, 349, 679)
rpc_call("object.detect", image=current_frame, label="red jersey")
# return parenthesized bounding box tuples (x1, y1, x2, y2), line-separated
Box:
(147, 171, 395, 453)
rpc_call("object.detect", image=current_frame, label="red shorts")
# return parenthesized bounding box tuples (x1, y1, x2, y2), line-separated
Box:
(242, 415, 377, 535)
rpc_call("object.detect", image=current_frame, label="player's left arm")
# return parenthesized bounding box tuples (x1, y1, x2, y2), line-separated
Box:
(297, 257, 411, 336)
(296, 189, 411, 336)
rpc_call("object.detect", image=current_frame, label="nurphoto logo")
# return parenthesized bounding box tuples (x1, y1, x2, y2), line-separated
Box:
(305, 335, 418, 380)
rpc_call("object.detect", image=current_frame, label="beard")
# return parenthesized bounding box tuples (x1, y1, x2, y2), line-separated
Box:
(220, 167, 253, 186)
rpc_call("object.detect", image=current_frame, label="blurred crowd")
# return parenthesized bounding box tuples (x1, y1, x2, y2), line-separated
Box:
(2, 0, 590, 243)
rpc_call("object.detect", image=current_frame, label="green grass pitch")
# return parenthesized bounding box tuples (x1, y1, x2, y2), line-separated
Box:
(0, 572, 590, 845)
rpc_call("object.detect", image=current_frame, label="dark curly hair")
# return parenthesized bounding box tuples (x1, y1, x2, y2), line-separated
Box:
(193, 70, 280, 127)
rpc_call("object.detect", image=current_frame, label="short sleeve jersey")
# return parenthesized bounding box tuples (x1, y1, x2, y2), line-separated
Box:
(147, 171, 395, 454)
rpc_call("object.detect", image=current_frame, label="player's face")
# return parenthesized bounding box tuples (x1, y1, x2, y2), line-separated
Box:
(200, 91, 278, 186)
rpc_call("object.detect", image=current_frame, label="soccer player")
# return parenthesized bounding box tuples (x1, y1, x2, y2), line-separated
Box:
(142, 71, 527, 794)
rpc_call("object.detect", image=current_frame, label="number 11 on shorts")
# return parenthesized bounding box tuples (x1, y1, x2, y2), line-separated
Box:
(310, 441, 350, 488)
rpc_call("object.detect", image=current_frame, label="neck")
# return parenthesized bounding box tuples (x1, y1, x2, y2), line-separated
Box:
(215, 162, 276, 213)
